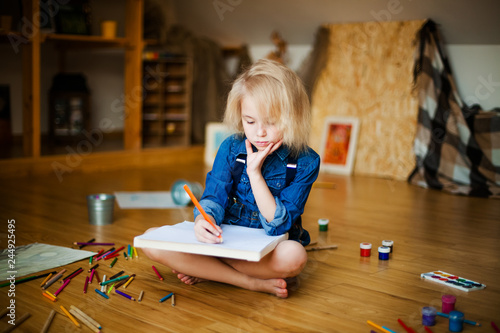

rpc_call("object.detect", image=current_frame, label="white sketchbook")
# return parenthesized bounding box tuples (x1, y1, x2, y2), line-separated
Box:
(133, 221, 288, 261)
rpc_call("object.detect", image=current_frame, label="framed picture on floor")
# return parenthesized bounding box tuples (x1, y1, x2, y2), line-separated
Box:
(319, 116, 360, 175)
(204, 122, 232, 166)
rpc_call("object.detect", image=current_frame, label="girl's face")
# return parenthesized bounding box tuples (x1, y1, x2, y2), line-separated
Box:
(241, 96, 283, 152)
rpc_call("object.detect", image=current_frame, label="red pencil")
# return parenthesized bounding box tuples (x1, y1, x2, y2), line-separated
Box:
(424, 326, 433, 333)
(83, 276, 89, 294)
(152, 265, 163, 280)
(492, 322, 500, 333)
(397, 318, 415, 333)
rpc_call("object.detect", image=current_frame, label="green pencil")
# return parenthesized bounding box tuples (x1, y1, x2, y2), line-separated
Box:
(99, 275, 129, 286)
(0, 271, 57, 288)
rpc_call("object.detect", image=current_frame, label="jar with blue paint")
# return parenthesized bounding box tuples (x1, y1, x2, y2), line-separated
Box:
(448, 310, 464, 332)
(378, 246, 390, 260)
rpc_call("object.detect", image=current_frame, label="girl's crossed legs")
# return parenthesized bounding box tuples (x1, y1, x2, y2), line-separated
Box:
(141, 227, 308, 298)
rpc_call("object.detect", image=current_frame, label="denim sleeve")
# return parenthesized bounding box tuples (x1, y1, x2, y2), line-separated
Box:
(193, 135, 237, 225)
(258, 150, 320, 236)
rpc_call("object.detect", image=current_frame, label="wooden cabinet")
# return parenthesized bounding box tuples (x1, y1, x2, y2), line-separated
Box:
(6, 0, 144, 158)
(142, 54, 192, 147)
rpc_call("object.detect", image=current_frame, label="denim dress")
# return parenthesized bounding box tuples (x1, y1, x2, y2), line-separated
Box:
(194, 134, 320, 245)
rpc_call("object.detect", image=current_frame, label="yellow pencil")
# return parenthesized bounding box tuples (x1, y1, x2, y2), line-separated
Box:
(45, 290, 57, 299)
(60, 305, 80, 328)
(40, 273, 52, 287)
(123, 275, 135, 288)
(367, 320, 391, 333)
(42, 292, 56, 302)
(133, 246, 138, 258)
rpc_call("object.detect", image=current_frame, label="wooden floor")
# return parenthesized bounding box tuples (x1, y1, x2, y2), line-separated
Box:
(1, 152, 499, 333)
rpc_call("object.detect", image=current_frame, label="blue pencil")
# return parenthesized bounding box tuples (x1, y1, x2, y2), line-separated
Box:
(159, 292, 173, 303)
(95, 288, 109, 299)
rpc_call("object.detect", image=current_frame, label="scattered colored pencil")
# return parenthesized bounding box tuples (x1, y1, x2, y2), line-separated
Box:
(83, 276, 89, 293)
(159, 292, 173, 303)
(88, 264, 99, 272)
(62, 267, 82, 282)
(116, 289, 136, 301)
(492, 322, 500, 333)
(123, 251, 128, 260)
(109, 270, 124, 280)
(110, 257, 118, 268)
(123, 274, 135, 288)
(89, 269, 95, 284)
(69, 308, 100, 333)
(42, 269, 66, 290)
(382, 326, 398, 333)
(42, 292, 56, 302)
(152, 265, 163, 280)
(60, 305, 80, 327)
(0, 271, 56, 288)
(101, 275, 107, 292)
(138, 290, 144, 302)
(75, 242, 115, 246)
(107, 283, 115, 294)
(397, 318, 415, 333)
(40, 273, 53, 287)
(76, 238, 95, 249)
(424, 326, 433, 333)
(100, 275, 129, 286)
(45, 290, 57, 299)
(41, 309, 56, 333)
(70, 305, 102, 329)
(171, 293, 175, 307)
(53, 279, 70, 296)
(95, 288, 109, 299)
(367, 320, 392, 333)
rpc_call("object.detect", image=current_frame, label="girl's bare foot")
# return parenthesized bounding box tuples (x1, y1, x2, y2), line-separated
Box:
(252, 278, 288, 298)
(172, 270, 207, 285)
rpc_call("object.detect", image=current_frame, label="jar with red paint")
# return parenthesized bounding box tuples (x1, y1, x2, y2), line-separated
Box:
(360, 242, 372, 257)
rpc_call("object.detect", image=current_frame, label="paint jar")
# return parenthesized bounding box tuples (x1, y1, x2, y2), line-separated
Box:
(441, 294, 456, 314)
(360, 242, 372, 257)
(378, 246, 390, 260)
(448, 310, 464, 332)
(318, 218, 329, 231)
(382, 240, 394, 253)
(422, 306, 437, 326)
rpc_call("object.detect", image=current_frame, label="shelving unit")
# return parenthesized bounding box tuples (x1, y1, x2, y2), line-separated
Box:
(4, 0, 144, 158)
(142, 53, 192, 147)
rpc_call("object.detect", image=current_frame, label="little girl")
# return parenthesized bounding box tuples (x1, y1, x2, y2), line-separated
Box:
(142, 59, 320, 298)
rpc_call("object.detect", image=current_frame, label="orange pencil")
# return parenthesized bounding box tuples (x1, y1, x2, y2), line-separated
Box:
(183, 184, 222, 241)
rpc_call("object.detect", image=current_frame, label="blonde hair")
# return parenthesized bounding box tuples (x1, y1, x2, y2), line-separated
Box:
(224, 59, 311, 156)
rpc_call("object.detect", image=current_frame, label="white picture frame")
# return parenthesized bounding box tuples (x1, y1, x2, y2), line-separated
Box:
(204, 122, 232, 166)
(319, 116, 360, 175)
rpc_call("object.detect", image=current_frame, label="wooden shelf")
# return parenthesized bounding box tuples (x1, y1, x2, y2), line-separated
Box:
(142, 54, 192, 148)
(15, 0, 144, 158)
